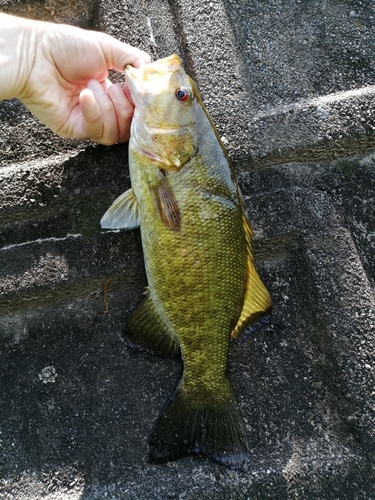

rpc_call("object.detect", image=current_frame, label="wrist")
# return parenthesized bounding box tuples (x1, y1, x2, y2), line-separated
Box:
(0, 13, 37, 101)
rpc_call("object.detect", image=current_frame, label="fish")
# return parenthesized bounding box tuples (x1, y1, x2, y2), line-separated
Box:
(100, 54, 271, 469)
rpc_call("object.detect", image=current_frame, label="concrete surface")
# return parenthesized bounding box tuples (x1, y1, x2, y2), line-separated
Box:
(1, 0, 375, 498)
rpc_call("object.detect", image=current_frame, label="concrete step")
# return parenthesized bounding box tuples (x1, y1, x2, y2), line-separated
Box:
(1, 0, 375, 498)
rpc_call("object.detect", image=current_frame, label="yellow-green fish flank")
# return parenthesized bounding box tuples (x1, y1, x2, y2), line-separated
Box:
(101, 55, 271, 468)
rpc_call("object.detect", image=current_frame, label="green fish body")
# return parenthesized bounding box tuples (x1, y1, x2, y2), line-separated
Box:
(101, 55, 271, 468)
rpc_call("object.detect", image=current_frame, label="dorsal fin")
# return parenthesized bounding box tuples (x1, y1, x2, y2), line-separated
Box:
(231, 193, 271, 339)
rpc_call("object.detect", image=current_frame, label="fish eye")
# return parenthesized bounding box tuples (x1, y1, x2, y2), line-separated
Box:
(175, 87, 191, 101)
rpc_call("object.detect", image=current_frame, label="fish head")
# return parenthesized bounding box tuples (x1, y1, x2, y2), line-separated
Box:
(125, 54, 199, 170)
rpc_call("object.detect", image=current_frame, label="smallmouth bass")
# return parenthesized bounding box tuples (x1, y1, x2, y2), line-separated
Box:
(101, 55, 271, 469)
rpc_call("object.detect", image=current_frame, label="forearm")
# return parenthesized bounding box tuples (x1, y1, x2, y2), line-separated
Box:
(0, 13, 37, 101)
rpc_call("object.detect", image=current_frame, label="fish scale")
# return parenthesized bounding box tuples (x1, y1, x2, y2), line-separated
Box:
(101, 54, 271, 468)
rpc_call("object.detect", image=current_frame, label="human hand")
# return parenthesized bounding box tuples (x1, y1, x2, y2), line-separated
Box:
(0, 14, 151, 145)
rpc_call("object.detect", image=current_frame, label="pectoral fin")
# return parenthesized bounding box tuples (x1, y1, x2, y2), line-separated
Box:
(231, 203, 272, 339)
(126, 293, 180, 357)
(149, 172, 181, 232)
(100, 188, 140, 229)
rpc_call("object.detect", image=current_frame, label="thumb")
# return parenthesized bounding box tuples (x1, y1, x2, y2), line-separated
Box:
(97, 33, 151, 71)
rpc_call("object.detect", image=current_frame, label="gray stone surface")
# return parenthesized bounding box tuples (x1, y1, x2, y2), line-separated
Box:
(1, 0, 375, 498)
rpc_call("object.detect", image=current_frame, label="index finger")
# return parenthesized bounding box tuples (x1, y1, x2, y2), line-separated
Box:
(97, 33, 151, 72)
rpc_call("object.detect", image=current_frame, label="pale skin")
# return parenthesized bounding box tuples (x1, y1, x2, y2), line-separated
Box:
(0, 13, 151, 145)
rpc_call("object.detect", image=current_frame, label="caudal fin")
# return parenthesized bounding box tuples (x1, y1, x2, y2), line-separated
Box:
(149, 385, 248, 469)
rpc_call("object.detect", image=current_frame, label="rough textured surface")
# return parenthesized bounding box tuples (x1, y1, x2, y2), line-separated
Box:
(1, 0, 375, 498)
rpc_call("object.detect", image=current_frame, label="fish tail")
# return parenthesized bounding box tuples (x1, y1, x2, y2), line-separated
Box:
(149, 383, 248, 469)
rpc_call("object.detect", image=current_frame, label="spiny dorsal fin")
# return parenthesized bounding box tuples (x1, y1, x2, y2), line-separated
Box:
(100, 188, 140, 230)
(126, 293, 180, 357)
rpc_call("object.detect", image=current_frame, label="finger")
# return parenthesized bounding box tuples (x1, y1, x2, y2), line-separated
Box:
(87, 79, 118, 144)
(123, 81, 134, 106)
(97, 33, 151, 72)
(100, 78, 111, 93)
(77, 88, 103, 139)
(130, 53, 152, 69)
(107, 84, 134, 143)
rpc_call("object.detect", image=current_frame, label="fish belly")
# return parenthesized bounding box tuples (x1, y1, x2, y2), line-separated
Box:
(135, 149, 247, 384)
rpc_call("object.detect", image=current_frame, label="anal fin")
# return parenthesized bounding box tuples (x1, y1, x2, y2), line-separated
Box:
(126, 294, 180, 357)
